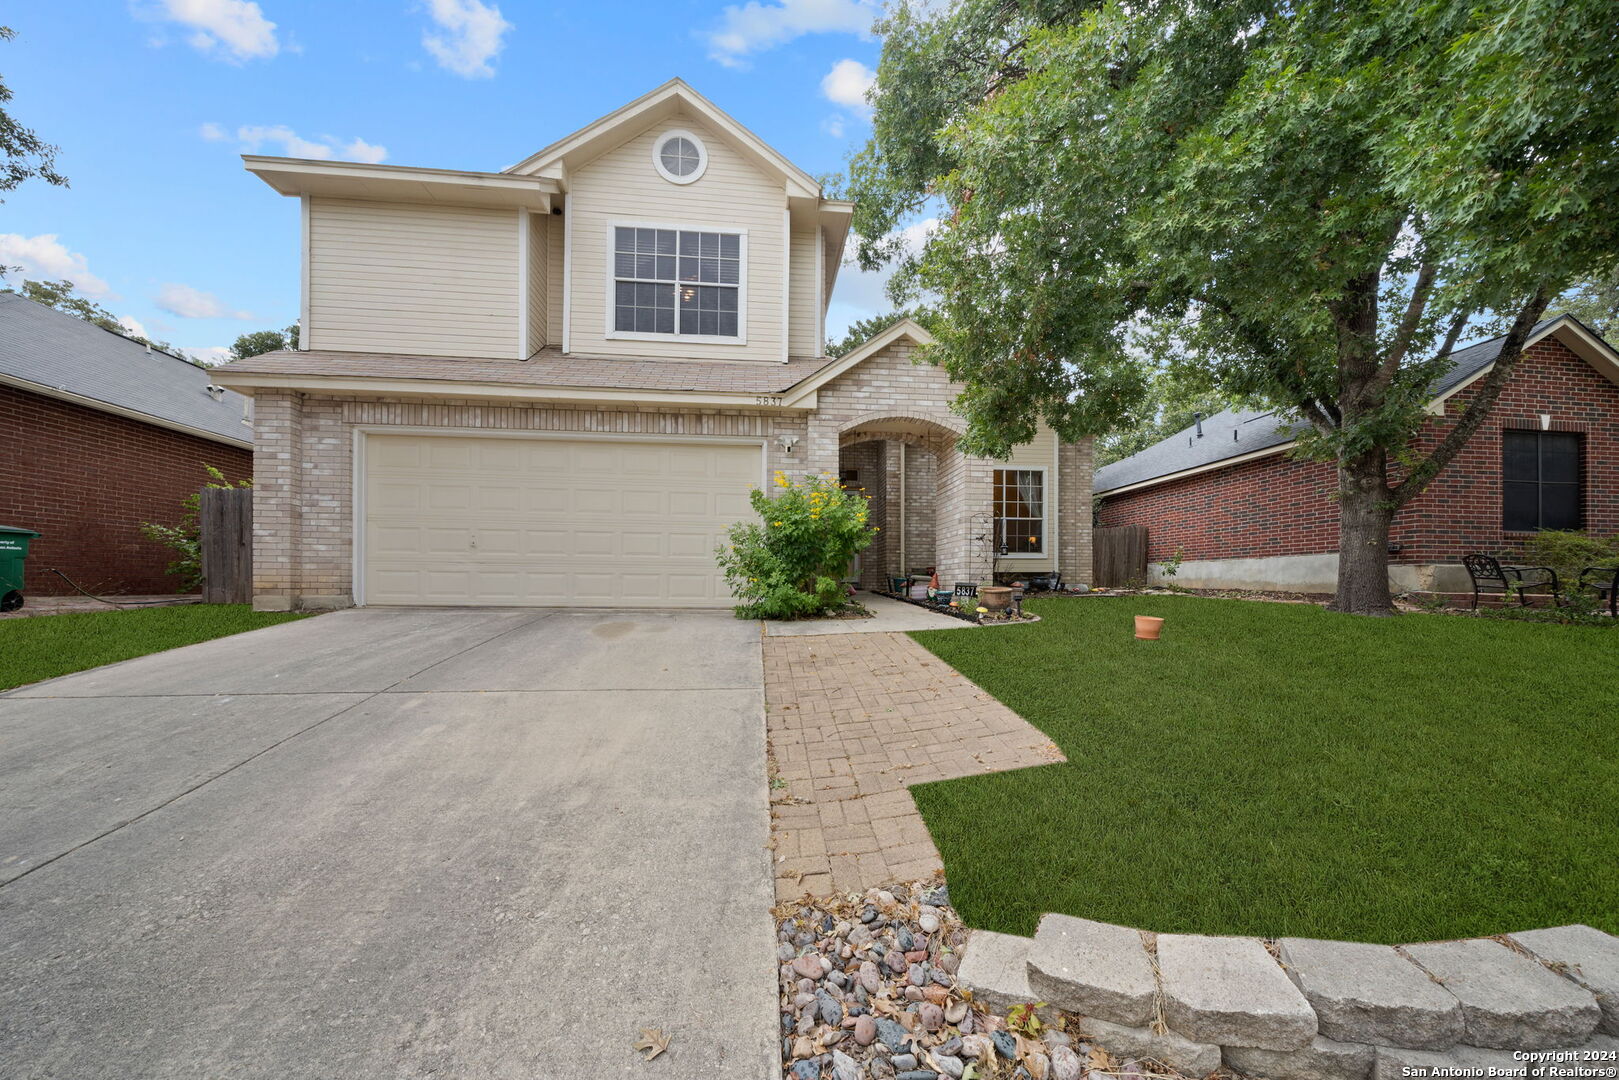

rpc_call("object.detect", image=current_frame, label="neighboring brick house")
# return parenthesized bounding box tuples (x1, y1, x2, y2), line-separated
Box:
(213, 80, 1093, 611)
(1094, 315, 1619, 594)
(0, 292, 253, 597)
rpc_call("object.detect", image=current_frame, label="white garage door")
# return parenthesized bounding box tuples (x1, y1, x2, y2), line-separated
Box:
(361, 433, 761, 607)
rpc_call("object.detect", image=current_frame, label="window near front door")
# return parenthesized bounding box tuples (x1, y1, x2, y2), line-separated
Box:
(1502, 430, 1581, 531)
(993, 469, 1044, 555)
(612, 227, 741, 338)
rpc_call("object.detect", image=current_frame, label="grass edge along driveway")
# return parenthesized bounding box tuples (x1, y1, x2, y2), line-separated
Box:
(0, 604, 311, 693)
(906, 596, 1618, 944)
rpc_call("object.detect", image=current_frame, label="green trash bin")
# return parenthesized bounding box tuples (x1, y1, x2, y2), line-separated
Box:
(0, 525, 41, 612)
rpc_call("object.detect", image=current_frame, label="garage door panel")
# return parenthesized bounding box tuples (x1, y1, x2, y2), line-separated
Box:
(364, 434, 758, 607)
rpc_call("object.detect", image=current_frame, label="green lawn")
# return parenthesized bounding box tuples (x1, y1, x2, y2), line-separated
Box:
(0, 604, 310, 693)
(907, 596, 1618, 944)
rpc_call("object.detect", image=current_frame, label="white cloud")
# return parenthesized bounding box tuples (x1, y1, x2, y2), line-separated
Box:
(118, 315, 151, 339)
(198, 121, 228, 141)
(705, 0, 873, 68)
(422, 0, 512, 79)
(156, 282, 254, 320)
(340, 137, 389, 164)
(187, 345, 234, 366)
(228, 124, 389, 163)
(821, 114, 846, 139)
(153, 0, 279, 62)
(821, 58, 874, 109)
(0, 234, 112, 297)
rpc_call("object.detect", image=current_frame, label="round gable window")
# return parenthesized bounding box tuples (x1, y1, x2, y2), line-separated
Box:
(653, 129, 707, 185)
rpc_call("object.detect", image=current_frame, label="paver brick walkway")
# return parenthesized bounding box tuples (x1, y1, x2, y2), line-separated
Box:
(765, 630, 1063, 902)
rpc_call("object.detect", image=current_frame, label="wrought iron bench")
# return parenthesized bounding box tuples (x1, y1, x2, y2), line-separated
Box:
(1461, 553, 1560, 610)
(1579, 565, 1619, 617)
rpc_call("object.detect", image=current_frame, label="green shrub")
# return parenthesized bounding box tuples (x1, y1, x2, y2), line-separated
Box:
(716, 471, 876, 619)
(1512, 529, 1619, 616)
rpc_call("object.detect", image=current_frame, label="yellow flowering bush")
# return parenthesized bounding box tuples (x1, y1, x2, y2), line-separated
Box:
(716, 470, 876, 619)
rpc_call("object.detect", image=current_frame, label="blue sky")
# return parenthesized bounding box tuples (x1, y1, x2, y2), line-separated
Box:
(1, 0, 897, 361)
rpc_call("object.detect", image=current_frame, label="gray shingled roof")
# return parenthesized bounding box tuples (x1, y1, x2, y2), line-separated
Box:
(1093, 316, 1572, 494)
(0, 292, 252, 445)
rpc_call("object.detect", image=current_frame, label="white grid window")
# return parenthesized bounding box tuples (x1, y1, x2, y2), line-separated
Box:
(993, 469, 1045, 555)
(613, 227, 740, 337)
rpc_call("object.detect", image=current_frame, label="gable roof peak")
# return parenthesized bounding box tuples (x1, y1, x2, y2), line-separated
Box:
(504, 78, 821, 198)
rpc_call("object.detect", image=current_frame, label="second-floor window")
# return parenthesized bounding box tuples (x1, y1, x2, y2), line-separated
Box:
(612, 226, 743, 340)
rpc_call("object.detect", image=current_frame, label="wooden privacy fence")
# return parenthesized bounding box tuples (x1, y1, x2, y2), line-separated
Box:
(200, 487, 253, 604)
(1093, 525, 1148, 587)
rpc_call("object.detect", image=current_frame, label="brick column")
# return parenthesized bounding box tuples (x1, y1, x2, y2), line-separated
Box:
(935, 446, 994, 587)
(251, 390, 303, 611)
(1058, 438, 1095, 587)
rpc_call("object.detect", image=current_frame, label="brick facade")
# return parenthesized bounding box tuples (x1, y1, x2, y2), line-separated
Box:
(1097, 338, 1619, 573)
(0, 383, 252, 596)
(247, 337, 1096, 609)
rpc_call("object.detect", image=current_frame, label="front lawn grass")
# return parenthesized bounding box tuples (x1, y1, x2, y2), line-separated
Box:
(0, 604, 309, 692)
(907, 596, 1618, 943)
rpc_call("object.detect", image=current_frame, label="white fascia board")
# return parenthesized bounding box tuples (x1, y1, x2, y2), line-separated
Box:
(780, 318, 936, 405)
(208, 371, 813, 412)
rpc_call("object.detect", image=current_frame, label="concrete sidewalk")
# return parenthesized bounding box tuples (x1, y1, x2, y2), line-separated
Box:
(0, 608, 777, 1079)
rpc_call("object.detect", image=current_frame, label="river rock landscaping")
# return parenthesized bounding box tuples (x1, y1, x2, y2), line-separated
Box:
(775, 879, 1201, 1080)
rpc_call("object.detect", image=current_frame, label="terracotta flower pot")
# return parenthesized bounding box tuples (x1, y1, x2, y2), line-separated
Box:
(1134, 615, 1165, 640)
(979, 586, 1013, 612)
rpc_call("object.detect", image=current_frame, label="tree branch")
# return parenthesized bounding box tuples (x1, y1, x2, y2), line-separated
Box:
(1390, 285, 1552, 509)
(1436, 309, 1471, 357)
(1379, 259, 1437, 383)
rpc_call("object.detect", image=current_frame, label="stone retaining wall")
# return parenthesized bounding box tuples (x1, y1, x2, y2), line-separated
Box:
(957, 914, 1618, 1080)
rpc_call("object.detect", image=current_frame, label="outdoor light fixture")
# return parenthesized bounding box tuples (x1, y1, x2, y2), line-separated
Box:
(777, 434, 799, 455)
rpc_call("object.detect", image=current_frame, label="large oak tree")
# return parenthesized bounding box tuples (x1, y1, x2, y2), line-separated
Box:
(849, 0, 1619, 614)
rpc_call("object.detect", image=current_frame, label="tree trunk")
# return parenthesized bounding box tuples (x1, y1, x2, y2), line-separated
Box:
(1330, 450, 1397, 616)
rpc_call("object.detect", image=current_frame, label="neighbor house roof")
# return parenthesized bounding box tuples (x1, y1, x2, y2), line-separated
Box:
(1093, 314, 1619, 496)
(0, 292, 252, 447)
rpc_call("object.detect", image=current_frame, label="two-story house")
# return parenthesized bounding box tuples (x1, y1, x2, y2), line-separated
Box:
(213, 80, 1095, 610)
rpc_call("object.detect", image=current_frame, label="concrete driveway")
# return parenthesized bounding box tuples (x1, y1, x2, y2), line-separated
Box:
(0, 609, 776, 1079)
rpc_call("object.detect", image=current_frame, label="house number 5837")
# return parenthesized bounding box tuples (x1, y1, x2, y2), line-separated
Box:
(754, 396, 785, 407)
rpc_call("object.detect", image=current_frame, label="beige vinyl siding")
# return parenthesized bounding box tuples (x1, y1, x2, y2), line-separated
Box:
(567, 117, 786, 362)
(526, 211, 548, 354)
(1000, 425, 1059, 571)
(788, 222, 821, 357)
(307, 197, 519, 359)
(547, 211, 564, 347)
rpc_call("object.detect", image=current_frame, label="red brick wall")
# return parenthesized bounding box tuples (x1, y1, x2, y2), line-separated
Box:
(1097, 338, 1619, 564)
(0, 384, 253, 596)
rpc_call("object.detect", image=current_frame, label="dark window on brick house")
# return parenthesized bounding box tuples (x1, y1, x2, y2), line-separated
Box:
(1502, 430, 1581, 531)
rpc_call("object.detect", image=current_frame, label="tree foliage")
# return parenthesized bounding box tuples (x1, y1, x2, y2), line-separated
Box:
(1556, 274, 1619, 340)
(851, 0, 1619, 613)
(0, 26, 66, 203)
(1095, 365, 1235, 468)
(229, 324, 300, 361)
